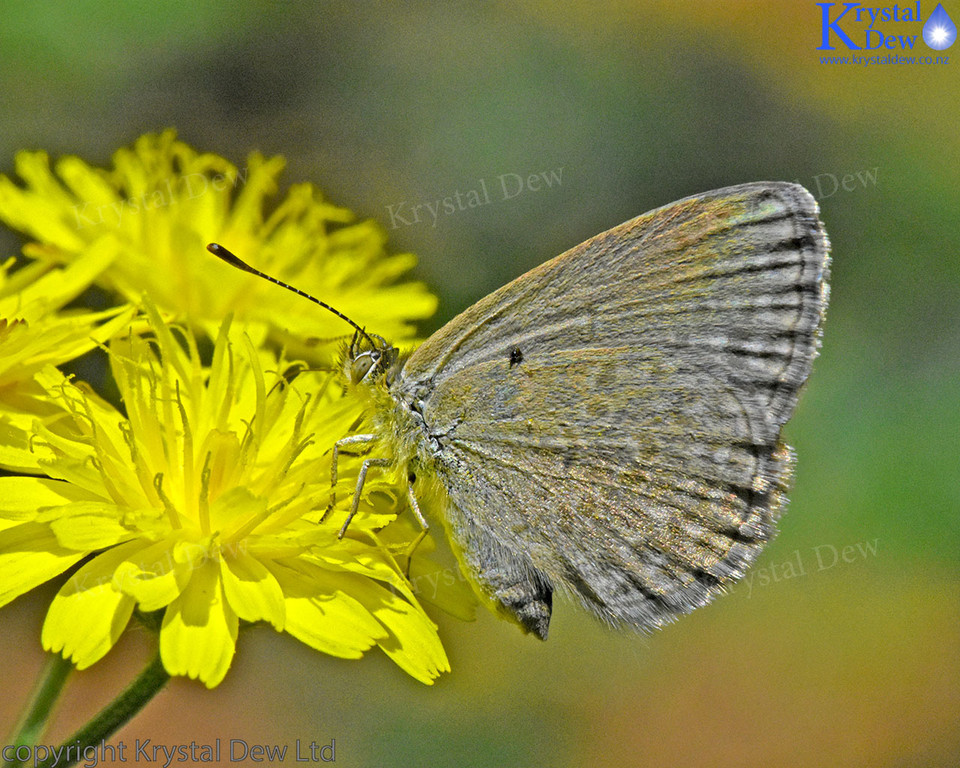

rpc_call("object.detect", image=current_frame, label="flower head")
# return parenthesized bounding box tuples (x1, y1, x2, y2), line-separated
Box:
(0, 305, 451, 686)
(0, 131, 437, 360)
(0, 251, 133, 472)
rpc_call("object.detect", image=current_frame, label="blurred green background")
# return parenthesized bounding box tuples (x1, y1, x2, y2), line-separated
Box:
(1, 2, 957, 766)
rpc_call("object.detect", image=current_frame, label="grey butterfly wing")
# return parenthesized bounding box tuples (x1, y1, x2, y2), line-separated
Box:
(395, 182, 829, 636)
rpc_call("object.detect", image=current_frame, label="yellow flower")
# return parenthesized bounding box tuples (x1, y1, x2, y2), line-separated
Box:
(0, 131, 437, 360)
(0, 305, 450, 686)
(0, 250, 133, 472)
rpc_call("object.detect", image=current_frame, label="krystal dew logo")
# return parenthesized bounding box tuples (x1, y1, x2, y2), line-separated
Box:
(817, 2, 957, 51)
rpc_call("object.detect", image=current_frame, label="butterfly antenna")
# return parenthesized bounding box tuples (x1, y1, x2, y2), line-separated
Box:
(207, 243, 375, 348)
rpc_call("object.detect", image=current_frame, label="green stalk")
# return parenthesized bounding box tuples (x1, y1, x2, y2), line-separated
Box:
(3, 653, 73, 767)
(4, 652, 169, 768)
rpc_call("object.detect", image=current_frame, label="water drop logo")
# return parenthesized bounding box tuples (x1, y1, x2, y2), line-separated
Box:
(922, 3, 957, 50)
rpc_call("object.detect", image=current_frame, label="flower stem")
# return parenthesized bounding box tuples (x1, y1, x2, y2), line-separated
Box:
(6, 652, 170, 768)
(3, 653, 73, 765)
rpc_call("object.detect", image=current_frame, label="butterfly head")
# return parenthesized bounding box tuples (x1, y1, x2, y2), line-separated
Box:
(204, 244, 406, 389)
(345, 331, 401, 387)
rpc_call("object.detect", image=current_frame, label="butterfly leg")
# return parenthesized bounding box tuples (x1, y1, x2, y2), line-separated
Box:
(406, 482, 429, 530)
(338, 457, 391, 539)
(401, 482, 431, 578)
(323, 433, 377, 521)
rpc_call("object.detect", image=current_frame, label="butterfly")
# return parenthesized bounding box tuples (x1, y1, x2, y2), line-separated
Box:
(210, 180, 830, 638)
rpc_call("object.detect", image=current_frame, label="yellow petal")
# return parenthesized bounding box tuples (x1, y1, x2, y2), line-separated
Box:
(45, 503, 134, 549)
(113, 539, 191, 611)
(284, 592, 387, 658)
(314, 542, 413, 591)
(10, 236, 116, 313)
(56, 155, 121, 209)
(407, 556, 477, 623)
(221, 552, 285, 630)
(42, 542, 138, 667)
(371, 593, 450, 685)
(0, 152, 85, 251)
(160, 558, 237, 688)
(0, 522, 84, 607)
(271, 561, 387, 658)
(0, 477, 102, 521)
(0, 416, 44, 472)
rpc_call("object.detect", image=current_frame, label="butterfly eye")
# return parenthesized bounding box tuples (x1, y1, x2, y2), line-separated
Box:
(346, 335, 401, 385)
(348, 349, 381, 383)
